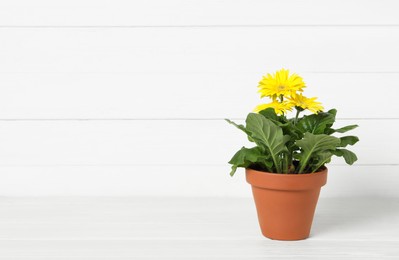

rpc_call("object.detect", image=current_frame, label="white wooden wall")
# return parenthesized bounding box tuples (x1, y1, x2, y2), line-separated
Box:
(0, 0, 398, 197)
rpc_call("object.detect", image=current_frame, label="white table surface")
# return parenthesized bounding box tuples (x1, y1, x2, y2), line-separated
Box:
(0, 197, 398, 259)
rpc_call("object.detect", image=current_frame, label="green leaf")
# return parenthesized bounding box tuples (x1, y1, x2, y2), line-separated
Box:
(297, 111, 336, 134)
(245, 113, 289, 172)
(225, 119, 254, 142)
(280, 122, 303, 165)
(327, 108, 337, 118)
(295, 133, 341, 173)
(339, 136, 359, 147)
(282, 122, 303, 141)
(324, 109, 338, 134)
(228, 146, 271, 176)
(258, 108, 286, 125)
(333, 124, 358, 133)
(334, 149, 358, 165)
(309, 151, 333, 173)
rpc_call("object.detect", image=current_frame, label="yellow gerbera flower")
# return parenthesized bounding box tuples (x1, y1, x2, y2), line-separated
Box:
(289, 93, 324, 113)
(254, 100, 294, 115)
(258, 69, 306, 98)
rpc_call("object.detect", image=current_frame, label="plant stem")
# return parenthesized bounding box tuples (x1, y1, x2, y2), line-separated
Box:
(297, 146, 316, 174)
(294, 108, 301, 125)
(271, 154, 281, 173)
(282, 154, 288, 173)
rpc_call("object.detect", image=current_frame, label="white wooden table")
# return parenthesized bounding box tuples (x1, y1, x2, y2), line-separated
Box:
(0, 197, 398, 259)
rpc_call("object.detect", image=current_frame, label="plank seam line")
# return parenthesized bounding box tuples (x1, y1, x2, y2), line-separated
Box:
(0, 238, 398, 242)
(0, 163, 396, 167)
(2, 71, 399, 74)
(2, 24, 399, 28)
(0, 118, 396, 121)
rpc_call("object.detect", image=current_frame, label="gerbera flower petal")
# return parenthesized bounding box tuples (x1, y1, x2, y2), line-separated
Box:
(254, 100, 294, 115)
(288, 93, 324, 113)
(257, 69, 306, 98)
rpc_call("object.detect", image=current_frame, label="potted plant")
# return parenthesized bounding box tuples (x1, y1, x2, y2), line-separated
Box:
(226, 69, 359, 240)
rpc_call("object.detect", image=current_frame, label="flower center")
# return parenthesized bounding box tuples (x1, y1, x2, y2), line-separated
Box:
(278, 85, 285, 91)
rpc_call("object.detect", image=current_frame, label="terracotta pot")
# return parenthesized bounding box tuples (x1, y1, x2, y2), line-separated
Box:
(246, 167, 327, 240)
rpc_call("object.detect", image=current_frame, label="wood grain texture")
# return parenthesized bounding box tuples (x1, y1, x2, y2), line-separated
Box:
(0, 119, 388, 166)
(0, 72, 397, 119)
(0, 197, 398, 258)
(0, 0, 397, 199)
(0, 165, 397, 197)
(1, 28, 399, 75)
(0, 0, 398, 26)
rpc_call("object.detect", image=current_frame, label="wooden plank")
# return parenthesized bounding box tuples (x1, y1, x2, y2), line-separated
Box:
(0, 198, 398, 258)
(0, 28, 399, 75)
(0, 165, 398, 197)
(0, 72, 397, 119)
(0, 0, 398, 26)
(0, 119, 392, 166)
(1, 239, 398, 258)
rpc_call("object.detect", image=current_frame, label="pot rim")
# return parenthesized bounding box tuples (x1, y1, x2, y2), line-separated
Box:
(246, 167, 328, 191)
